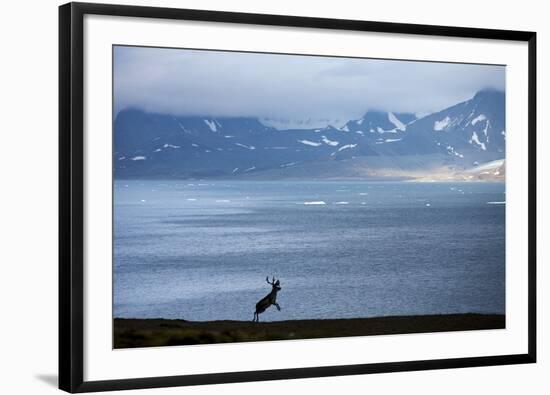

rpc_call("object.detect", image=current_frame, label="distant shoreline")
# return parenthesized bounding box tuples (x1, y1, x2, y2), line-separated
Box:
(113, 177, 504, 182)
(114, 313, 504, 349)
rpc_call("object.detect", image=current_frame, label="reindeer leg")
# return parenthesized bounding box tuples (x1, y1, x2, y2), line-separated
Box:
(274, 303, 281, 311)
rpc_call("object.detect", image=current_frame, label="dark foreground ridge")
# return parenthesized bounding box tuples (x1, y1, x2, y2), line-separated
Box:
(114, 313, 504, 348)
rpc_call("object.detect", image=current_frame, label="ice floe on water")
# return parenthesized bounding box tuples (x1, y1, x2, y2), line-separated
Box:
(486, 201, 506, 205)
(333, 201, 349, 205)
(235, 143, 256, 150)
(303, 201, 326, 205)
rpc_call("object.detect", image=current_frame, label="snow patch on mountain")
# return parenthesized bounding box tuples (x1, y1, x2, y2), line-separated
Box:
(322, 136, 339, 146)
(178, 123, 191, 133)
(338, 144, 357, 152)
(446, 145, 464, 158)
(298, 139, 322, 147)
(434, 116, 451, 131)
(482, 119, 491, 137)
(376, 127, 398, 134)
(388, 112, 406, 131)
(471, 114, 487, 126)
(469, 131, 486, 151)
(204, 119, 218, 132)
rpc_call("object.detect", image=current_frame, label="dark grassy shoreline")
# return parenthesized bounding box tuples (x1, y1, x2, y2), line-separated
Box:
(114, 313, 504, 348)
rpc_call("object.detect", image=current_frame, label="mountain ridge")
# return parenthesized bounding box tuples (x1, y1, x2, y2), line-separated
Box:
(114, 90, 505, 180)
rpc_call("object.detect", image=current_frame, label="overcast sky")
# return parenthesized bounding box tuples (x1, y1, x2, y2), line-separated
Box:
(114, 45, 505, 123)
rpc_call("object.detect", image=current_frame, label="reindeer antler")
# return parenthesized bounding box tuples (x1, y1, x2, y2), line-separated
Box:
(266, 276, 276, 285)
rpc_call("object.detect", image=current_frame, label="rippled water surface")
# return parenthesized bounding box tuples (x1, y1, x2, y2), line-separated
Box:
(114, 180, 505, 321)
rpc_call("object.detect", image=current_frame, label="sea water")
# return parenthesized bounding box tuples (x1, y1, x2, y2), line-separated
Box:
(114, 180, 505, 321)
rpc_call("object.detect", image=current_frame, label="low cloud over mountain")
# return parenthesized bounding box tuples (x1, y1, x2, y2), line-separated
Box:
(114, 89, 505, 180)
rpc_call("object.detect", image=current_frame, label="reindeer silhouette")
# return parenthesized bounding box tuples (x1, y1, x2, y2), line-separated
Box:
(253, 276, 281, 322)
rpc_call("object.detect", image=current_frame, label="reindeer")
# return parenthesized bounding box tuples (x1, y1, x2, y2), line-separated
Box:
(253, 277, 282, 322)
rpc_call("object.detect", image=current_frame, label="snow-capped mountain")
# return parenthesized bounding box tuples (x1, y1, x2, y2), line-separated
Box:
(395, 89, 505, 158)
(114, 89, 505, 179)
(341, 111, 416, 134)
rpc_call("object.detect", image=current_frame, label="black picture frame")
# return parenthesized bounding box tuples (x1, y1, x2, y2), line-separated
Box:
(59, 2, 537, 392)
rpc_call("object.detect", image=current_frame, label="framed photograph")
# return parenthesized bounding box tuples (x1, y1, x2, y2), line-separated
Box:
(59, 2, 537, 392)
